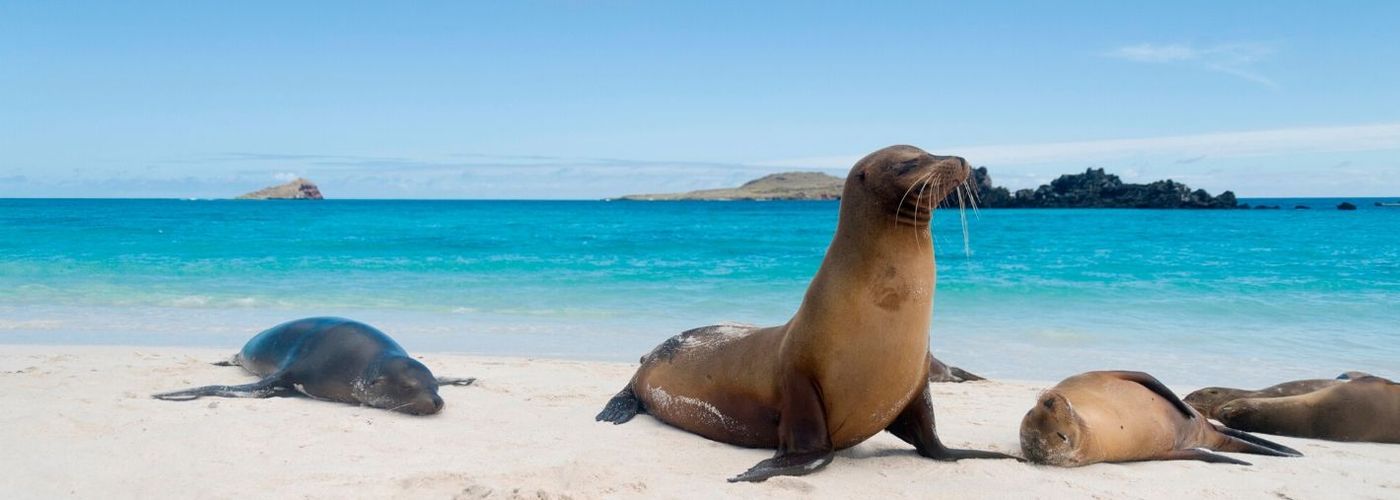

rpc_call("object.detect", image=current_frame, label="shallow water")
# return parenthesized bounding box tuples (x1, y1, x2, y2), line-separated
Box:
(2, 198, 1396, 386)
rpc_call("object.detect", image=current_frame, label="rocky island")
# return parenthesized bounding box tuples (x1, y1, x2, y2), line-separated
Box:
(235, 178, 323, 200)
(618, 171, 842, 201)
(968, 167, 1240, 209)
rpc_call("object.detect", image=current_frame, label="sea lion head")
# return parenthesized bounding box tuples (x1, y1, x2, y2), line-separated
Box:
(843, 145, 972, 225)
(1183, 387, 1250, 418)
(1019, 390, 1088, 466)
(1215, 399, 1271, 430)
(356, 356, 445, 415)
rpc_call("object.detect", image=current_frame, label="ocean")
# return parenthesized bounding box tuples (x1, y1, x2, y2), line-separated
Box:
(2, 198, 1397, 387)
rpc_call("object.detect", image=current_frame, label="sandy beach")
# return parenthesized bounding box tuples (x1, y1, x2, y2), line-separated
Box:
(0, 345, 1395, 499)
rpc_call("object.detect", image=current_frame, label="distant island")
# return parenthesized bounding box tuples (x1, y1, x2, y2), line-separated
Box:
(618, 172, 843, 201)
(235, 178, 324, 200)
(968, 167, 1240, 209)
(618, 167, 1241, 208)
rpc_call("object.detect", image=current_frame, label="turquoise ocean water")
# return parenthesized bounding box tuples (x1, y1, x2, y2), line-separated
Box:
(2, 198, 1396, 386)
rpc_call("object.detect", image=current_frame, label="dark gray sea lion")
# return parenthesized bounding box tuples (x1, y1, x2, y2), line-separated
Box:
(928, 353, 985, 383)
(1215, 376, 1400, 443)
(596, 145, 1014, 483)
(153, 317, 473, 415)
(1020, 371, 1301, 466)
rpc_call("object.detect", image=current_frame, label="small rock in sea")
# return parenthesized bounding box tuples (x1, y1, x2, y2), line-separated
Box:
(1294, 205, 1310, 210)
(1338, 202, 1358, 211)
(1253, 205, 1281, 210)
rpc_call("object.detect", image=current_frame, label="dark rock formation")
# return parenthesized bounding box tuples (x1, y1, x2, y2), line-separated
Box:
(1295, 205, 1311, 210)
(236, 178, 323, 200)
(1254, 205, 1281, 210)
(1338, 202, 1358, 211)
(963, 167, 1240, 209)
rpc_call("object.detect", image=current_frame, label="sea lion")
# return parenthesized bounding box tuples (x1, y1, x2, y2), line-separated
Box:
(1020, 371, 1301, 466)
(153, 317, 474, 415)
(1184, 379, 1346, 418)
(596, 145, 1013, 483)
(1215, 376, 1400, 443)
(928, 353, 985, 383)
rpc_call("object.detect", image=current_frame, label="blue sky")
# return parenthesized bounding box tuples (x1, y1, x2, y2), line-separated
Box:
(2, 1, 1398, 198)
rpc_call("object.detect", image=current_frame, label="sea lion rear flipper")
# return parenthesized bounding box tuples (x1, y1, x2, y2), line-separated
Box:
(1103, 371, 1196, 418)
(1156, 448, 1251, 465)
(210, 356, 239, 367)
(595, 385, 645, 424)
(729, 374, 835, 483)
(948, 366, 985, 382)
(1212, 424, 1303, 457)
(436, 377, 477, 386)
(885, 384, 1020, 461)
(152, 375, 286, 401)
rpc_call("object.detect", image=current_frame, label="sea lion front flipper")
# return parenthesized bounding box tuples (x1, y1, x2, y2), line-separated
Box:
(1155, 448, 1251, 465)
(436, 377, 477, 386)
(728, 374, 834, 483)
(1103, 371, 1196, 418)
(1212, 424, 1303, 457)
(885, 384, 1020, 461)
(151, 375, 287, 401)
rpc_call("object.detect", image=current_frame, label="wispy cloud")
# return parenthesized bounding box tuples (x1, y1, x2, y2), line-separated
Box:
(759, 122, 1400, 169)
(1105, 42, 1277, 87)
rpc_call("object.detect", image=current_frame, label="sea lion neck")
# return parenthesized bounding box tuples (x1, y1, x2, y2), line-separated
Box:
(785, 199, 936, 338)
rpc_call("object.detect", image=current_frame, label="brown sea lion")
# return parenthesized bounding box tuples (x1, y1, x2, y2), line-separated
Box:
(1184, 379, 1346, 418)
(928, 353, 985, 383)
(1020, 371, 1301, 466)
(1215, 376, 1400, 443)
(596, 145, 1013, 482)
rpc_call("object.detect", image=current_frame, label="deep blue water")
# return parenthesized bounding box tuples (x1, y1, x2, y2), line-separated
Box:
(2, 198, 1397, 386)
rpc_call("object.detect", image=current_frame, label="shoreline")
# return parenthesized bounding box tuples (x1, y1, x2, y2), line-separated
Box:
(3, 344, 1396, 499)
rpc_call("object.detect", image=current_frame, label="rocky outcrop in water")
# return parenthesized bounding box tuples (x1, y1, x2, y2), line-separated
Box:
(235, 178, 323, 200)
(619, 172, 843, 201)
(1338, 202, 1358, 211)
(966, 167, 1239, 209)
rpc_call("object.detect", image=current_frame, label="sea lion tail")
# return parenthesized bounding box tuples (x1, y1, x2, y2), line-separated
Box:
(949, 366, 986, 382)
(595, 385, 644, 424)
(1213, 424, 1303, 457)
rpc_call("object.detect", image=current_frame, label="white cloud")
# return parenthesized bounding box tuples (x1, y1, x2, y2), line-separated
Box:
(1107, 43, 1197, 63)
(1105, 42, 1277, 87)
(272, 172, 299, 182)
(759, 122, 1400, 169)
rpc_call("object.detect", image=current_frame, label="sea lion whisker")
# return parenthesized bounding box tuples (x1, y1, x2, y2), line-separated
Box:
(956, 184, 970, 257)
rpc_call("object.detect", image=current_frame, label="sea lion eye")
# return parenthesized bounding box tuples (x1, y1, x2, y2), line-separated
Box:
(1043, 398, 1055, 409)
(1056, 432, 1068, 442)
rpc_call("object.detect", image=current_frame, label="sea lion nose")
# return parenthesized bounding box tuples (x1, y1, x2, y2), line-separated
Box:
(432, 394, 444, 411)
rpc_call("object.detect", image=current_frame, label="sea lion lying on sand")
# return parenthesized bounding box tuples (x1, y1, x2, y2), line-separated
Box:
(1020, 371, 1301, 466)
(1184, 371, 1375, 418)
(1215, 375, 1400, 443)
(153, 317, 473, 415)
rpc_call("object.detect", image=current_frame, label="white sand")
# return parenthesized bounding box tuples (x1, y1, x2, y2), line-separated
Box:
(1, 345, 1396, 499)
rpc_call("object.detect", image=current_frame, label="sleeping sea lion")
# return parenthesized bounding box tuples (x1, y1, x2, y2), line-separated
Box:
(153, 317, 473, 415)
(596, 145, 1013, 482)
(1184, 379, 1346, 418)
(1020, 371, 1301, 466)
(1215, 375, 1400, 443)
